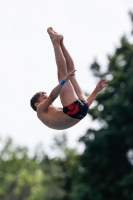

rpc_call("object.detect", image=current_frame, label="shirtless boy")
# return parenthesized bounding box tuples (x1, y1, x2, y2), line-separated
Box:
(30, 27, 108, 130)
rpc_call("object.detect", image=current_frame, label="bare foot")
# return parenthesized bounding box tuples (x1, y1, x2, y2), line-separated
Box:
(47, 27, 62, 42)
(52, 29, 64, 41)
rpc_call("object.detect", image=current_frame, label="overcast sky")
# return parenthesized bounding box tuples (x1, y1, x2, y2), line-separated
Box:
(0, 0, 133, 157)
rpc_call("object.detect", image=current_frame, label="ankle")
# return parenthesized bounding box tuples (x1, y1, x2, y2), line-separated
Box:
(52, 38, 60, 44)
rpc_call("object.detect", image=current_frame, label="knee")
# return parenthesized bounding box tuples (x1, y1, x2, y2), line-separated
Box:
(57, 71, 68, 81)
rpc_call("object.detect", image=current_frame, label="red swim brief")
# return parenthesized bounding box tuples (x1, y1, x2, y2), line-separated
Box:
(63, 100, 89, 120)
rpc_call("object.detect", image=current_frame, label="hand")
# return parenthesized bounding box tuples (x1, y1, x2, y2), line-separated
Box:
(63, 70, 76, 82)
(95, 78, 108, 93)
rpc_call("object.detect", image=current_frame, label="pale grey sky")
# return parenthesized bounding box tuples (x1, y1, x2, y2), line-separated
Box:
(0, 0, 133, 157)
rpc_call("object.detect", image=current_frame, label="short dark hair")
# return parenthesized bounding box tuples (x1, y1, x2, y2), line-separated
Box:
(30, 92, 41, 111)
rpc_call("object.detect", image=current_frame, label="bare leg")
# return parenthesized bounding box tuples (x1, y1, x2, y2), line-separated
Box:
(60, 39, 87, 102)
(47, 27, 78, 106)
(51, 28, 87, 101)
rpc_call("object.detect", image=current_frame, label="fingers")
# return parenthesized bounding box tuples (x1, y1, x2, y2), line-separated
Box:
(63, 70, 76, 82)
(102, 84, 108, 88)
(69, 69, 76, 76)
(100, 78, 107, 83)
(98, 78, 108, 86)
(70, 69, 76, 73)
(96, 78, 108, 92)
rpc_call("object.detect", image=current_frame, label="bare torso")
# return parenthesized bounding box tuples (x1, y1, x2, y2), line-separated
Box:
(37, 105, 80, 130)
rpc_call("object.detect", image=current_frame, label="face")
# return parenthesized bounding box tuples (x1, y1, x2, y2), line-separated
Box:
(35, 92, 48, 108)
(38, 92, 48, 103)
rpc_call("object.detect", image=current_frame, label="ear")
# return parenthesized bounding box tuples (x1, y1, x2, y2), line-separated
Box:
(34, 102, 39, 108)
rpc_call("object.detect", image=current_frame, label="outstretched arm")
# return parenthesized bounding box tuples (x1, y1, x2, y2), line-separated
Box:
(39, 70, 76, 112)
(49, 70, 76, 99)
(87, 78, 108, 106)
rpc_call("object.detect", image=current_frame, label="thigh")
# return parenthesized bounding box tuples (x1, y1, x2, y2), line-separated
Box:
(60, 80, 78, 107)
(70, 76, 87, 102)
